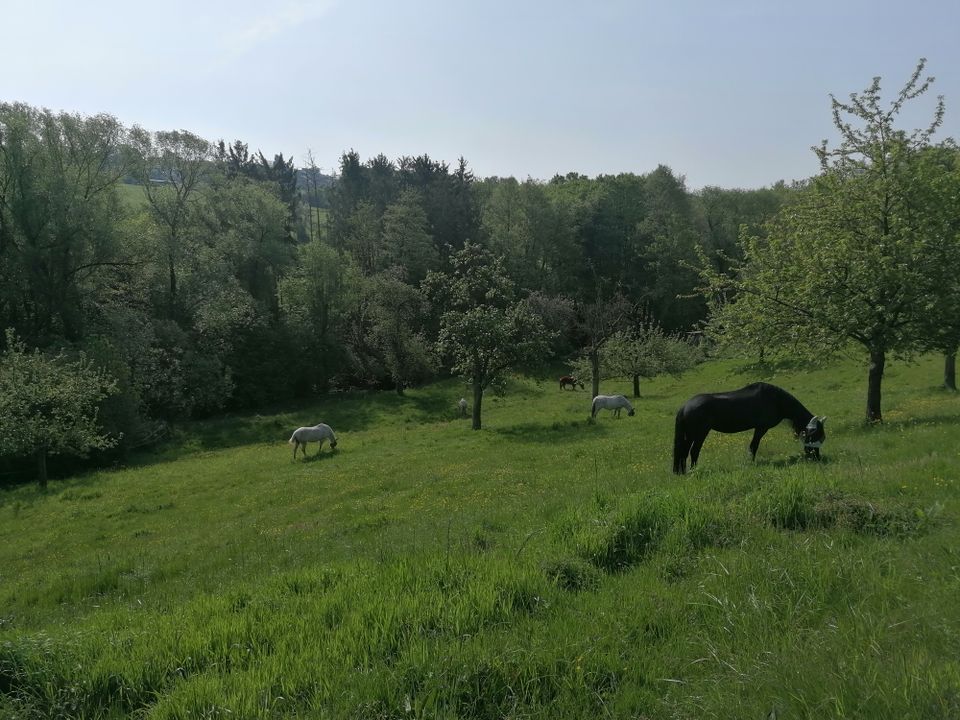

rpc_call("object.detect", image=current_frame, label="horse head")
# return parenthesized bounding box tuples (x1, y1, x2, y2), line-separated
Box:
(801, 416, 826, 457)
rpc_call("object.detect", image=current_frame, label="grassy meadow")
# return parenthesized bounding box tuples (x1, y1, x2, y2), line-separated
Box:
(1, 356, 958, 718)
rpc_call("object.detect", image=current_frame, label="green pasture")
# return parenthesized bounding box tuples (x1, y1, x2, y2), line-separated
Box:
(1, 356, 958, 718)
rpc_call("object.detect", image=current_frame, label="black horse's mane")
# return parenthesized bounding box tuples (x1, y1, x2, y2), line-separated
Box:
(758, 383, 813, 434)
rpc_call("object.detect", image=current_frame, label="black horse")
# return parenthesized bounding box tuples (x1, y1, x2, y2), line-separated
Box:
(673, 382, 826, 474)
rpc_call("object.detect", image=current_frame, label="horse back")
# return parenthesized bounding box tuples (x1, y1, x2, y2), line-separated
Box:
(680, 388, 780, 434)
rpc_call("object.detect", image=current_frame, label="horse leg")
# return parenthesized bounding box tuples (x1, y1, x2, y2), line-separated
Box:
(690, 430, 709, 469)
(749, 427, 769, 461)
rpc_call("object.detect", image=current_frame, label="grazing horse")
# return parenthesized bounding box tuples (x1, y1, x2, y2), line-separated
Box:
(672, 382, 826, 474)
(458, 397, 468, 416)
(560, 375, 585, 390)
(289, 423, 338, 460)
(591, 394, 635, 418)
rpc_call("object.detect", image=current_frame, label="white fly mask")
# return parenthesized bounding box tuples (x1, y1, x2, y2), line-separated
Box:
(802, 416, 826, 453)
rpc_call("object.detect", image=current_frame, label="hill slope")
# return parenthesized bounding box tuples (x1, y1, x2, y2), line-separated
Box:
(2, 357, 958, 718)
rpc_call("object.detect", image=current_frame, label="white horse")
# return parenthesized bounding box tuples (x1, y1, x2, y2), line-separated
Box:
(289, 423, 338, 459)
(591, 394, 635, 418)
(458, 397, 468, 417)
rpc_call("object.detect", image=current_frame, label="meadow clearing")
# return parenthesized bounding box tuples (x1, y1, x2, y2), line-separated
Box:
(1, 355, 958, 718)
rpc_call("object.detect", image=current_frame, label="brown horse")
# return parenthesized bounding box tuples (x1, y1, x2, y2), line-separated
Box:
(559, 375, 584, 390)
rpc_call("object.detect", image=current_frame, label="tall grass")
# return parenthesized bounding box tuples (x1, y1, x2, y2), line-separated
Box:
(1, 357, 958, 717)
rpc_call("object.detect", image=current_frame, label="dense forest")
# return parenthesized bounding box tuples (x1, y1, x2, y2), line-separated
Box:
(0, 101, 793, 480)
(3, 58, 959, 483)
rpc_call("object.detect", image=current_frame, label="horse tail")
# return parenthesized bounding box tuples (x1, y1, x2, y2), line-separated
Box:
(591, 397, 598, 418)
(288, 431, 297, 445)
(673, 409, 687, 474)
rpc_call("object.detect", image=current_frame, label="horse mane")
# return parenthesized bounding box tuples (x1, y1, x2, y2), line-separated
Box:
(765, 383, 813, 433)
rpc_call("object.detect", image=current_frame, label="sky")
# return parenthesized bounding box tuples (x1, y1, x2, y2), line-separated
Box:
(3, 0, 959, 189)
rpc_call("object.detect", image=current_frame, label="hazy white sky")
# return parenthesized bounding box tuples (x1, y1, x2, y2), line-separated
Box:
(3, 0, 958, 189)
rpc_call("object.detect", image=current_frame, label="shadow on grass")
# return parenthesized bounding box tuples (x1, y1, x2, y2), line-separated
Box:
(405, 391, 461, 420)
(0, 470, 116, 507)
(843, 413, 960, 436)
(150, 381, 470, 458)
(761, 454, 836, 470)
(492, 419, 612, 444)
(295, 449, 339, 464)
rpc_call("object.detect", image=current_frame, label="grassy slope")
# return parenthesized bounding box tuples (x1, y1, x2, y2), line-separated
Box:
(1, 356, 958, 718)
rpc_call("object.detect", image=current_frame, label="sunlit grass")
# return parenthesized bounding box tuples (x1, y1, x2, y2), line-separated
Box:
(1, 356, 958, 717)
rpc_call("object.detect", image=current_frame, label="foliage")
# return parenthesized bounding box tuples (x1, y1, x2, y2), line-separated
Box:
(702, 59, 953, 422)
(365, 271, 435, 393)
(570, 323, 701, 393)
(0, 330, 118, 486)
(277, 240, 359, 392)
(604, 324, 703, 391)
(571, 292, 634, 397)
(424, 243, 552, 428)
(693, 182, 795, 276)
(380, 189, 437, 283)
(0, 103, 132, 345)
(481, 177, 579, 294)
(910, 145, 960, 379)
(1, 100, 791, 477)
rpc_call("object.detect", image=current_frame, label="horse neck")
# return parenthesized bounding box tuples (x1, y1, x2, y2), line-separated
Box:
(777, 389, 813, 433)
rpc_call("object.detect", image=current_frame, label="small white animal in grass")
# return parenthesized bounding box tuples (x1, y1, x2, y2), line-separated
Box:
(288, 423, 338, 460)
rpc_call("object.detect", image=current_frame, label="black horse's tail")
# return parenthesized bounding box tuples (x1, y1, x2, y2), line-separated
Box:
(673, 409, 687, 474)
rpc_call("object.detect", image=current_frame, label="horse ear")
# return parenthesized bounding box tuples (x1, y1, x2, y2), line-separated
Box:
(820, 416, 827, 424)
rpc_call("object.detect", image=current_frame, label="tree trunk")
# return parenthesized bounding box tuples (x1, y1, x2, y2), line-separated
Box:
(590, 349, 600, 399)
(945, 351, 957, 391)
(866, 348, 885, 423)
(36, 448, 48, 490)
(632, 374, 640, 398)
(168, 253, 177, 317)
(471, 379, 483, 430)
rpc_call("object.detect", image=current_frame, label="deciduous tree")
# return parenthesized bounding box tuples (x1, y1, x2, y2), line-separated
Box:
(703, 60, 949, 422)
(605, 323, 703, 397)
(424, 243, 551, 429)
(0, 330, 118, 487)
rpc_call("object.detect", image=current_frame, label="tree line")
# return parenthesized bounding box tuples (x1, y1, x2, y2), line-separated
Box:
(3, 58, 956, 484)
(1, 101, 769, 483)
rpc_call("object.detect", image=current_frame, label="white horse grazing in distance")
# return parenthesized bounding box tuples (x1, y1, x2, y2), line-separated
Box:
(591, 395, 635, 419)
(289, 423, 338, 459)
(458, 397, 468, 417)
